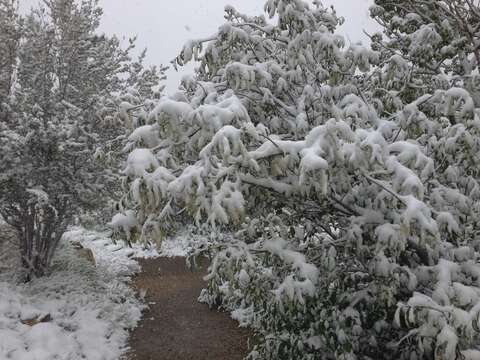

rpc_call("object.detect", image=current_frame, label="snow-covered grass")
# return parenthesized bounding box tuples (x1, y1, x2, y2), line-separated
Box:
(0, 224, 201, 360)
(0, 224, 203, 360)
(0, 227, 146, 360)
(159, 234, 197, 257)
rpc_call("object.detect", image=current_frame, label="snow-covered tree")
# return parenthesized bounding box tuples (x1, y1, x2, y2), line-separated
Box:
(0, 0, 163, 280)
(369, 0, 480, 108)
(115, 0, 480, 358)
(364, 1, 480, 359)
(0, 0, 21, 122)
(371, 0, 480, 75)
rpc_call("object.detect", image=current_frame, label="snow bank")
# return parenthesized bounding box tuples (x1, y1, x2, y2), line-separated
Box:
(0, 228, 144, 360)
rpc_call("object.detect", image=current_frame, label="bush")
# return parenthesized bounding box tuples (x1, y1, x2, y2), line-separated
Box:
(115, 0, 480, 358)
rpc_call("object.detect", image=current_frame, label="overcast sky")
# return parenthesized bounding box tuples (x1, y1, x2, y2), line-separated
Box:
(20, 0, 378, 92)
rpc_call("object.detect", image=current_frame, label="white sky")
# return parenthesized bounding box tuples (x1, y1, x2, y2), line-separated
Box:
(19, 0, 379, 93)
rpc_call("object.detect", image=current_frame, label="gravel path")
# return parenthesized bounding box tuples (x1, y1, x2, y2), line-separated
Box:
(127, 257, 251, 360)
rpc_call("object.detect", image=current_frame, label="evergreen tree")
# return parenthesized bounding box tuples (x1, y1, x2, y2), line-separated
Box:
(0, 0, 163, 280)
(0, 0, 21, 122)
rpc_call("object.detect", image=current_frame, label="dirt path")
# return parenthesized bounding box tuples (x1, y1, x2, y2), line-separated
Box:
(126, 257, 251, 360)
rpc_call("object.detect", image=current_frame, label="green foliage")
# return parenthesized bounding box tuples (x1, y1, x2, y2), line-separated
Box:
(0, 0, 163, 279)
(115, 0, 480, 359)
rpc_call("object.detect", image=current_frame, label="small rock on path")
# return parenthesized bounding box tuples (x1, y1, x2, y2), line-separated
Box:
(127, 257, 251, 360)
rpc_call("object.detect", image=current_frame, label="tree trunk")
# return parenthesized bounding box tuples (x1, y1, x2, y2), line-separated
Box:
(18, 204, 65, 282)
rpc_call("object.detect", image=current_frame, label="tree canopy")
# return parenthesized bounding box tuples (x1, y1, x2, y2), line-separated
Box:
(0, 0, 164, 280)
(112, 0, 480, 359)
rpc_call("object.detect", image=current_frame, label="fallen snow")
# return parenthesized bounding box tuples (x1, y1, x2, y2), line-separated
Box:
(159, 234, 195, 257)
(0, 227, 144, 360)
(0, 225, 199, 360)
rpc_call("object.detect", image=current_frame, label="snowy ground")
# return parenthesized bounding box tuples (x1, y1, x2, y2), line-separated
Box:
(0, 226, 197, 360)
(0, 228, 143, 360)
(159, 233, 197, 257)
